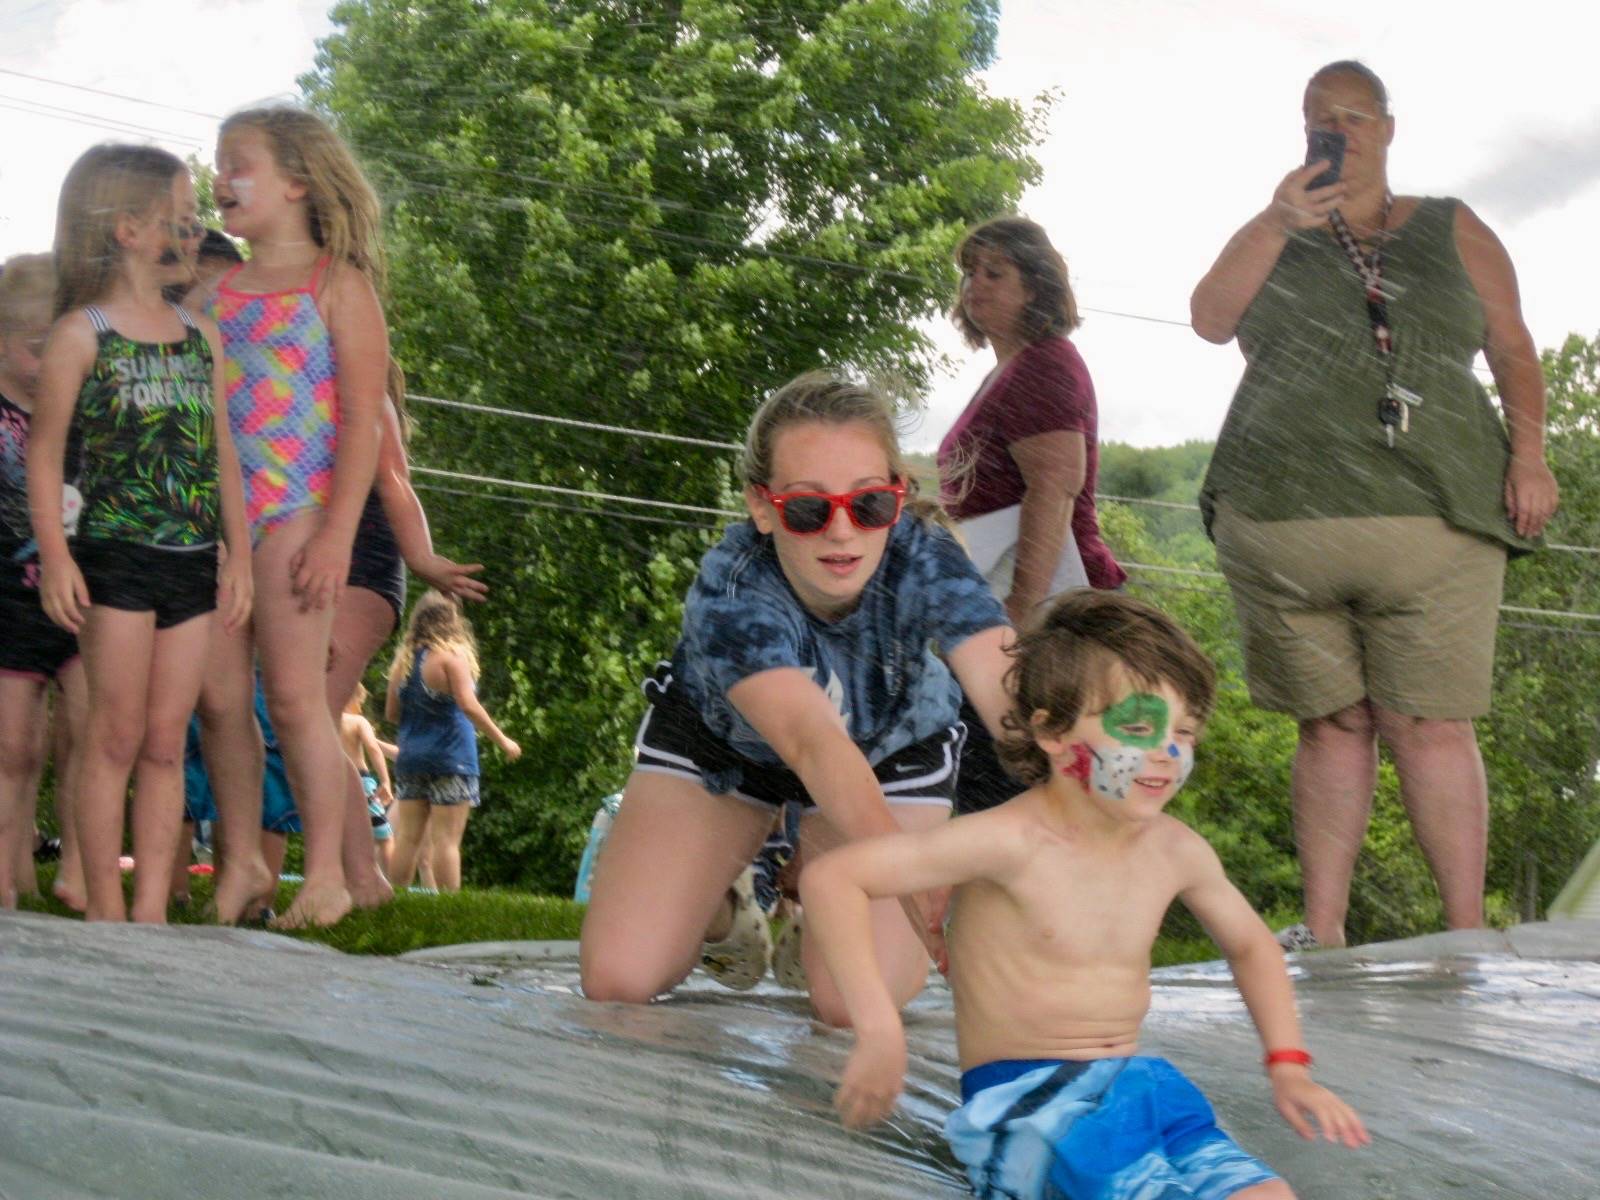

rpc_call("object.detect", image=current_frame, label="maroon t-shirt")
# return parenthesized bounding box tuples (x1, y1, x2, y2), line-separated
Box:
(937, 336, 1125, 590)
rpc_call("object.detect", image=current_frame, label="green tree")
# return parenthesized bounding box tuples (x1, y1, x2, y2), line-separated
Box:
(304, 0, 1043, 890)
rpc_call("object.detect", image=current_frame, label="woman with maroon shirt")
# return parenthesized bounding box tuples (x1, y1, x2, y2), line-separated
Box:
(937, 217, 1124, 812)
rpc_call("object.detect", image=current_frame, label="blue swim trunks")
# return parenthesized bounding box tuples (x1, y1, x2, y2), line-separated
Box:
(946, 1057, 1278, 1200)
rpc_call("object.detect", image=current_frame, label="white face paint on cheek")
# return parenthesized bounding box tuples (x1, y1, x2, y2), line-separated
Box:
(1088, 744, 1146, 802)
(1170, 743, 1195, 794)
(229, 177, 254, 206)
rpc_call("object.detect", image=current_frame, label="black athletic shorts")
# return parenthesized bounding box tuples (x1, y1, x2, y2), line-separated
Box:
(347, 490, 404, 623)
(74, 538, 217, 629)
(0, 569, 79, 679)
(953, 694, 1027, 815)
(632, 660, 966, 810)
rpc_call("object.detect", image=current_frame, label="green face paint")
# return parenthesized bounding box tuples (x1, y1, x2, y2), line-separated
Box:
(1100, 692, 1169, 750)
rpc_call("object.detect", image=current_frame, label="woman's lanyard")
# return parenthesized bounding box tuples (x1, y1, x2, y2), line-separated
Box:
(1328, 193, 1420, 449)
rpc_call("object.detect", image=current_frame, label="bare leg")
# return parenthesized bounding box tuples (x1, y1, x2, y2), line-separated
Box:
(428, 802, 471, 892)
(416, 823, 437, 890)
(325, 586, 397, 909)
(386, 798, 431, 888)
(170, 820, 194, 904)
(1233, 1181, 1295, 1198)
(129, 613, 214, 924)
(50, 660, 89, 911)
(579, 771, 773, 1003)
(798, 803, 951, 1026)
(197, 621, 273, 924)
(1373, 707, 1487, 930)
(257, 831, 289, 916)
(1292, 702, 1378, 948)
(14, 695, 46, 897)
(253, 514, 351, 929)
(76, 608, 158, 922)
(0, 674, 47, 910)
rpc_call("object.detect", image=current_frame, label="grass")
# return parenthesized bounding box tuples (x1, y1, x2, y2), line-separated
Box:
(20, 865, 586, 956)
(19, 864, 1220, 966)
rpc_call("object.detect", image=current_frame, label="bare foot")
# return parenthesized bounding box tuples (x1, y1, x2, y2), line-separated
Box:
(52, 874, 88, 913)
(211, 856, 276, 926)
(348, 872, 394, 910)
(272, 878, 353, 930)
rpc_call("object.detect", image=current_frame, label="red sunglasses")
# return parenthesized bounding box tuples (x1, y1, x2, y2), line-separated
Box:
(755, 480, 907, 535)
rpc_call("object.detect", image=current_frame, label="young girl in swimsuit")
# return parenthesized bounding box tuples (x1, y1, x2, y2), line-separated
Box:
(28, 146, 251, 922)
(201, 107, 391, 928)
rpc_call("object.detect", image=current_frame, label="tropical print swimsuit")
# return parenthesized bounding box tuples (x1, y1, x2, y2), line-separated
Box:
(211, 259, 339, 543)
(75, 305, 218, 549)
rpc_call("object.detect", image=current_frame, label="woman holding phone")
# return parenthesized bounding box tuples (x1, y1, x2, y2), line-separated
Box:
(1190, 60, 1558, 951)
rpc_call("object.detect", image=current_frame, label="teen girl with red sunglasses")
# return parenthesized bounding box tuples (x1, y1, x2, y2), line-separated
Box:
(580, 371, 1014, 1024)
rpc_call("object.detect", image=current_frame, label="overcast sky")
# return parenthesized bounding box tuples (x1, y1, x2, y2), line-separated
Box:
(2, 0, 1596, 451)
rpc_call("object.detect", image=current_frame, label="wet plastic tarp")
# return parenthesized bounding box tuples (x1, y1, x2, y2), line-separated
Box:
(1, 910, 1596, 1199)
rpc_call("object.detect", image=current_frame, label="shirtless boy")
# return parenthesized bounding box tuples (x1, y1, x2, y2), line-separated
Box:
(802, 590, 1367, 1199)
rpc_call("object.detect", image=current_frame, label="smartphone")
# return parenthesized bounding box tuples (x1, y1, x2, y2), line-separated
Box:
(1305, 129, 1346, 190)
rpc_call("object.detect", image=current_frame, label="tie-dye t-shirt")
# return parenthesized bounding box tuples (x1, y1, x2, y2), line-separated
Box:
(672, 515, 1007, 768)
(0, 391, 82, 587)
(210, 261, 338, 539)
(74, 306, 218, 549)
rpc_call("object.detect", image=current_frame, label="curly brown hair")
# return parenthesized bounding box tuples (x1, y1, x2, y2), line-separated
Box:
(997, 590, 1215, 787)
(951, 216, 1081, 349)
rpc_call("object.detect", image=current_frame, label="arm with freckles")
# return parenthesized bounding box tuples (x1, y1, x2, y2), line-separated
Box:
(1176, 827, 1369, 1148)
(297, 265, 387, 609)
(25, 314, 96, 633)
(1454, 203, 1558, 539)
(946, 624, 1014, 743)
(1007, 431, 1084, 625)
(200, 314, 252, 632)
(373, 398, 487, 601)
(800, 813, 1027, 1128)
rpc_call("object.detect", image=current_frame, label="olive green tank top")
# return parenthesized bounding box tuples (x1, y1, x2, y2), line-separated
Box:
(1200, 197, 1532, 553)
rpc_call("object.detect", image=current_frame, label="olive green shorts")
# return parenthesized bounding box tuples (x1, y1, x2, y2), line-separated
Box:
(1212, 503, 1506, 720)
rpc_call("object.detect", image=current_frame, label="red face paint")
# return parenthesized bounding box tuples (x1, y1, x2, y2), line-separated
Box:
(1061, 742, 1092, 784)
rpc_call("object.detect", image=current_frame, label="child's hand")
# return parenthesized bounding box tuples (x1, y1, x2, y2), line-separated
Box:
(39, 554, 90, 633)
(217, 547, 253, 633)
(416, 553, 488, 603)
(290, 528, 351, 612)
(498, 735, 522, 762)
(1270, 1066, 1369, 1148)
(835, 1029, 907, 1129)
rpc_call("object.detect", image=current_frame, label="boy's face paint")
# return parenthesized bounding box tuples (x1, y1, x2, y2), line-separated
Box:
(1057, 684, 1197, 807)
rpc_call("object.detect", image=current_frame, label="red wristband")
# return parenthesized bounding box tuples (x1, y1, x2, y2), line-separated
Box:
(1264, 1049, 1313, 1069)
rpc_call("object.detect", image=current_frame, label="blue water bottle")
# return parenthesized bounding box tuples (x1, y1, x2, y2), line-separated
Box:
(574, 792, 623, 903)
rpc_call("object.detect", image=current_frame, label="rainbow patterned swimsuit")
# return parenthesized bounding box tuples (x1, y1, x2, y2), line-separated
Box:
(211, 260, 338, 544)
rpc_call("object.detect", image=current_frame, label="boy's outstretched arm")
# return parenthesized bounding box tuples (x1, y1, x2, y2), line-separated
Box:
(800, 817, 1021, 1129)
(1177, 832, 1371, 1150)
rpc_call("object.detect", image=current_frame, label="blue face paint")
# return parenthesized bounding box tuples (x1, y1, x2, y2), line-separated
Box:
(1166, 742, 1180, 758)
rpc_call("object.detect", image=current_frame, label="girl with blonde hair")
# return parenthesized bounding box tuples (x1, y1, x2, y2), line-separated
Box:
(192, 106, 392, 928)
(579, 371, 1015, 1021)
(385, 590, 519, 891)
(27, 145, 252, 922)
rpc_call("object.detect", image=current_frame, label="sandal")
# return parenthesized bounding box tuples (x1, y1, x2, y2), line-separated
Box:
(700, 868, 771, 990)
(771, 912, 807, 991)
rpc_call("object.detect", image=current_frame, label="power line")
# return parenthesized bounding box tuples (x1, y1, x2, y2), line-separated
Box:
(410, 395, 742, 452)
(413, 482, 720, 530)
(411, 465, 743, 518)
